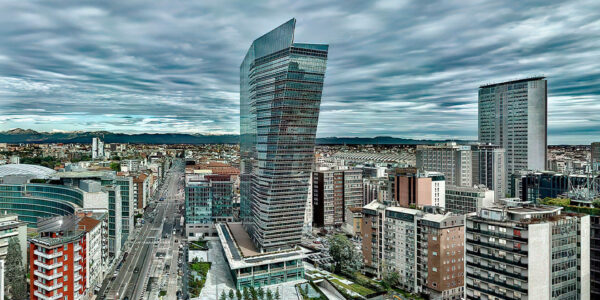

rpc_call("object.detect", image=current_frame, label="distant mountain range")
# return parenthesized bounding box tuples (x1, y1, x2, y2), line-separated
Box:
(0, 129, 472, 145)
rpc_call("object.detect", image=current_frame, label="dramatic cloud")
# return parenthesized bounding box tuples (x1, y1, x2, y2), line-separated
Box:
(0, 0, 599, 143)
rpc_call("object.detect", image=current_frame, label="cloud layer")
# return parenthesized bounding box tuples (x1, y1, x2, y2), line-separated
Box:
(0, 0, 599, 144)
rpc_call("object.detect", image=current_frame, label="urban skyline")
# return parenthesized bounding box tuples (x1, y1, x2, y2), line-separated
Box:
(1, 1, 600, 144)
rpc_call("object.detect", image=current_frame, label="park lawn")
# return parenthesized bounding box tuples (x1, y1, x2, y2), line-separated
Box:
(189, 261, 211, 274)
(330, 278, 375, 297)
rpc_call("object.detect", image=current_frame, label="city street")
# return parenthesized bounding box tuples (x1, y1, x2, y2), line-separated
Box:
(100, 160, 184, 300)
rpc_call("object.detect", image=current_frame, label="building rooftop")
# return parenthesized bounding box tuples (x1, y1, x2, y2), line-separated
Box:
(54, 170, 115, 179)
(217, 222, 312, 270)
(0, 164, 56, 179)
(479, 76, 546, 88)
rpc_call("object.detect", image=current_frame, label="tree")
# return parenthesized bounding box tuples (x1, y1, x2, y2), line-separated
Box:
(243, 288, 251, 300)
(328, 233, 363, 275)
(257, 286, 265, 300)
(220, 291, 227, 300)
(229, 289, 235, 300)
(274, 288, 281, 300)
(236, 289, 243, 300)
(266, 289, 273, 300)
(110, 162, 121, 172)
(250, 286, 258, 300)
(5, 237, 27, 299)
(382, 270, 400, 290)
(304, 284, 309, 295)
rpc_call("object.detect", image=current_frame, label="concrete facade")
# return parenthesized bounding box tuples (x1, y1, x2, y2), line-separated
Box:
(417, 143, 472, 187)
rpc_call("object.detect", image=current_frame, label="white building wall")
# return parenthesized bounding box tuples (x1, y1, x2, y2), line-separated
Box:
(581, 215, 591, 300)
(527, 223, 551, 300)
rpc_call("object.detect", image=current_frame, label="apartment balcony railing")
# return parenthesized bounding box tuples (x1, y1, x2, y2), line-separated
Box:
(34, 270, 62, 281)
(34, 260, 63, 270)
(34, 291, 63, 300)
(34, 280, 63, 291)
(34, 250, 63, 260)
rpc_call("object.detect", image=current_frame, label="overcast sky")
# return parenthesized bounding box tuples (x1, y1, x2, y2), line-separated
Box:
(1, 0, 599, 144)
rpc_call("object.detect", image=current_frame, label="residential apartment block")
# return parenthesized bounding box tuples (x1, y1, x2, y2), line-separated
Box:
(312, 169, 363, 228)
(465, 203, 590, 299)
(417, 143, 472, 187)
(388, 168, 445, 208)
(445, 185, 495, 215)
(471, 143, 506, 200)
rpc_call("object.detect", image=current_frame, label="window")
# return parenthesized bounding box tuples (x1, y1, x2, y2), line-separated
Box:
(432, 267, 437, 272)
(433, 251, 437, 256)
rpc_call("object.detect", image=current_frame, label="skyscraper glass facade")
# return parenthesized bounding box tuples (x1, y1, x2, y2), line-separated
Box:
(240, 18, 328, 251)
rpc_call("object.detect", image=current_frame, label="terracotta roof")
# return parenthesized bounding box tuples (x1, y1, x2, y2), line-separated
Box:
(78, 216, 101, 232)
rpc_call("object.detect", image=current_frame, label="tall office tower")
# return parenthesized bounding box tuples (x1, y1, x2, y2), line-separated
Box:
(592, 142, 600, 172)
(115, 176, 134, 246)
(591, 215, 600, 298)
(240, 18, 328, 251)
(416, 142, 472, 187)
(478, 77, 547, 190)
(465, 203, 590, 299)
(471, 143, 506, 200)
(388, 168, 446, 208)
(312, 170, 363, 228)
(92, 137, 105, 160)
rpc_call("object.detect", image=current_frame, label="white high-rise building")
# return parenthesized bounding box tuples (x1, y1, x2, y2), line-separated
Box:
(92, 137, 105, 160)
(471, 143, 506, 200)
(466, 203, 590, 299)
(478, 77, 547, 189)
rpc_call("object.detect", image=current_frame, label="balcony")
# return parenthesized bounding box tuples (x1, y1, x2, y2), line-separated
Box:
(75, 244, 82, 252)
(34, 250, 63, 260)
(34, 260, 63, 270)
(34, 270, 62, 281)
(34, 291, 63, 300)
(74, 272, 82, 282)
(74, 254, 82, 261)
(75, 283, 83, 291)
(34, 280, 63, 291)
(74, 264, 82, 272)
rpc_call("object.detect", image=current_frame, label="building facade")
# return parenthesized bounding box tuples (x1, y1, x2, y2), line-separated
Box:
(382, 207, 465, 299)
(185, 174, 234, 238)
(92, 137, 104, 160)
(592, 142, 600, 172)
(511, 170, 600, 203)
(465, 204, 590, 299)
(471, 143, 506, 200)
(478, 77, 547, 189)
(416, 143, 472, 187)
(389, 168, 445, 209)
(312, 169, 363, 228)
(0, 214, 27, 267)
(240, 18, 328, 252)
(445, 185, 495, 215)
(29, 216, 87, 300)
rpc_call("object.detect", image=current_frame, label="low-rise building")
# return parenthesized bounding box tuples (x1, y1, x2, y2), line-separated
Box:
(0, 214, 27, 267)
(445, 185, 495, 215)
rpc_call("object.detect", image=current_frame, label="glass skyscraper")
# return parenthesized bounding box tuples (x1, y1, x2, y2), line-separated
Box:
(240, 18, 328, 252)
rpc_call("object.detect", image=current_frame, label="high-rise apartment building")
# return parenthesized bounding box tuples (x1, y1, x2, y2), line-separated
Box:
(465, 203, 590, 299)
(592, 142, 600, 172)
(370, 205, 465, 299)
(29, 216, 87, 300)
(445, 185, 495, 215)
(240, 18, 328, 251)
(312, 169, 363, 228)
(471, 143, 506, 200)
(0, 214, 27, 267)
(478, 77, 547, 190)
(92, 137, 104, 160)
(591, 215, 600, 298)
(417, 143, 472, 187)
(389, 168, 445, 208)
